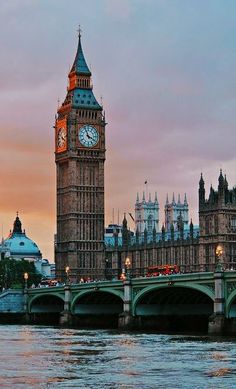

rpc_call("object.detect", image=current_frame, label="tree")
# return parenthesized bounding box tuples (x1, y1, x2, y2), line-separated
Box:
(0, 258, 41, 289)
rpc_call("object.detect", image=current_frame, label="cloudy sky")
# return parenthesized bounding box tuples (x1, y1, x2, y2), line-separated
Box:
(1, 0, 236, 260)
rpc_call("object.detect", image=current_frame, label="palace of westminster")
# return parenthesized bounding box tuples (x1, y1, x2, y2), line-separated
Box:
(2, 33, 236, 282)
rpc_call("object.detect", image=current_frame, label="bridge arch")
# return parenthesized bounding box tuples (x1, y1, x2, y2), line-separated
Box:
(133, 283, 214, 332)
(29, 293, 65, 313)
(71, 289, 124, 315)
(226, 290, 236, 318)
(133, 282, 214, 313)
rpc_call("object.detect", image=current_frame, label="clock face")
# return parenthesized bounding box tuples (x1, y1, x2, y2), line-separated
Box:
(79, 125, 99, 148)
(57, 127, 67, 149)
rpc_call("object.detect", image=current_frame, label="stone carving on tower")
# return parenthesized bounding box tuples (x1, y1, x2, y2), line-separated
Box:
(55, 31, 106, 281)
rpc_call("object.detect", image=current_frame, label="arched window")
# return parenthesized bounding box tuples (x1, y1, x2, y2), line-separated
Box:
(147, 214, 153, 234)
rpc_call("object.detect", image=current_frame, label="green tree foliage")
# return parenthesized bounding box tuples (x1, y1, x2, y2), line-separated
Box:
(0, 258, 41, 289)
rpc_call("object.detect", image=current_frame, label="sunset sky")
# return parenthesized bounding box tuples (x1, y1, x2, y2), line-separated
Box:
(1, 0, 236, 261)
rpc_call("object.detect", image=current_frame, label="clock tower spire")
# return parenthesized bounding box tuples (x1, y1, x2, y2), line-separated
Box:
(55, 32, 106, 282)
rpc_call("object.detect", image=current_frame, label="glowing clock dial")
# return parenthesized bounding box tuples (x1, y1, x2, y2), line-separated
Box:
(57, 127, 67, 148)
(79, 125, 99, 148)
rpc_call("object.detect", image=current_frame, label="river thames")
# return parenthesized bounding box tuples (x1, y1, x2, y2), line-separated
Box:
(0, 325, 236, 388)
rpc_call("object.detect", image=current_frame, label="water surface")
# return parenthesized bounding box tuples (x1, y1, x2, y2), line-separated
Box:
(0, 325, 235, 388)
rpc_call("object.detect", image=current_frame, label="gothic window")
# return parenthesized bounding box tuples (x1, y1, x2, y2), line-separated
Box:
(230, 244, 236, 264)
(166, 250, 169, 263)
(147, 214, 153, 234)
(205, 217, 210, 234)
(230, 218, 236, 232)
(205, 245, 209, 263)
(214, 215, 218, 234)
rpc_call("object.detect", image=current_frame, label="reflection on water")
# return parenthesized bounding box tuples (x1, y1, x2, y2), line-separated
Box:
(0, 325, 236, 388)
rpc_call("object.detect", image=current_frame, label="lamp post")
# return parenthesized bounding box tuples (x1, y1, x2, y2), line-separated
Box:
(125, 257, 131, 280)
(215, 244, 223, 271)
(24, 272, 28, 290)
(65, 266, 70, 284)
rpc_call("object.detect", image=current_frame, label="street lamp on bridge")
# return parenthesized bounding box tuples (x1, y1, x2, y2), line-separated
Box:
(125, 257, 131, 280)
(65, 266, 70, 284)
(215, 244, 224, 271)
(24, 272, 28, 290)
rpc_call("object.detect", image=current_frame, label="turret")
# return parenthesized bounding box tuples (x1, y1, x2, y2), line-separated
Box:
(122, 213, 129, 247)
(199, 173, 205, 207)
(190, 219, 193, 239)
(152, 226, 156, 243)
(161, 224, 165, 241)
(218, 169, 225, 205)
(170, 223, 174, 240)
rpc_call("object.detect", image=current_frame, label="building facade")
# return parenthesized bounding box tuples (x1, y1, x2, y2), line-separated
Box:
(105, 172, 236, 279)
(55, 33, 106, 281)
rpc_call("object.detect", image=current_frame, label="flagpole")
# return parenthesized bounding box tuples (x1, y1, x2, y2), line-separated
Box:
(144, 180, 148, 200)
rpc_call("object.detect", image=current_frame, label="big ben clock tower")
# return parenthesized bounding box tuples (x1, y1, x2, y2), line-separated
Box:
(55, 31, 106, 282)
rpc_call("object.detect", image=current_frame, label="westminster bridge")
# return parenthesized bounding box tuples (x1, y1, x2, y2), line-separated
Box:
(14, 268, 236, 334)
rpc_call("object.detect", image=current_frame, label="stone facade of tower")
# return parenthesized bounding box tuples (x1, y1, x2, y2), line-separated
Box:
(198, 170, 236, 271)
(55, 34, 106, 282)
(165, 193, 189, 232)
(135, 192, 159, 234)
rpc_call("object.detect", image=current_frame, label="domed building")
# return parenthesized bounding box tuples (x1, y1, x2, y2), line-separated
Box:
(1, 214, 42, 261)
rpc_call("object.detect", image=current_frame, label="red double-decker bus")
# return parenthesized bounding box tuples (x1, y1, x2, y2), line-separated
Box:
(146, 264, 179, 277)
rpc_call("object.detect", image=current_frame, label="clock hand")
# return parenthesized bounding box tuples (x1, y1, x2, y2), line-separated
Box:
(85, 130, 92, 139)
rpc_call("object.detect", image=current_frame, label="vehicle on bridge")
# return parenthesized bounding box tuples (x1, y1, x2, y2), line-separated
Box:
(39, 279, 59, 287)
(146, 265, 179, 277)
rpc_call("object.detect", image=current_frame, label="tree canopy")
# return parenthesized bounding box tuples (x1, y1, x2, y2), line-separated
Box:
(0, 258, 41, 289)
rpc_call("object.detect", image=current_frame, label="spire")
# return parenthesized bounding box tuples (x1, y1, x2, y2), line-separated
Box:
(122, 213, 127, 229)
(199, 173, 205, 206)
(13, 213, 22, 234)
(190, 218, 193, 238)
(218, 169, 224, 189)
(149, 193, 151, 202)
(172, 192, 176, 204)
(199, 173, 204, 188)
(70, 28, 91, 76)
(161, 224, 165, 241)
(224, 174, 228, 188)
(154, 192, 158, 204)
(136, 192, 139, 203)
(142, 191, 145, 201)
(184, 193, 188, 205)
(178, 194, 181, 204)
(166, 194, 169, 205)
